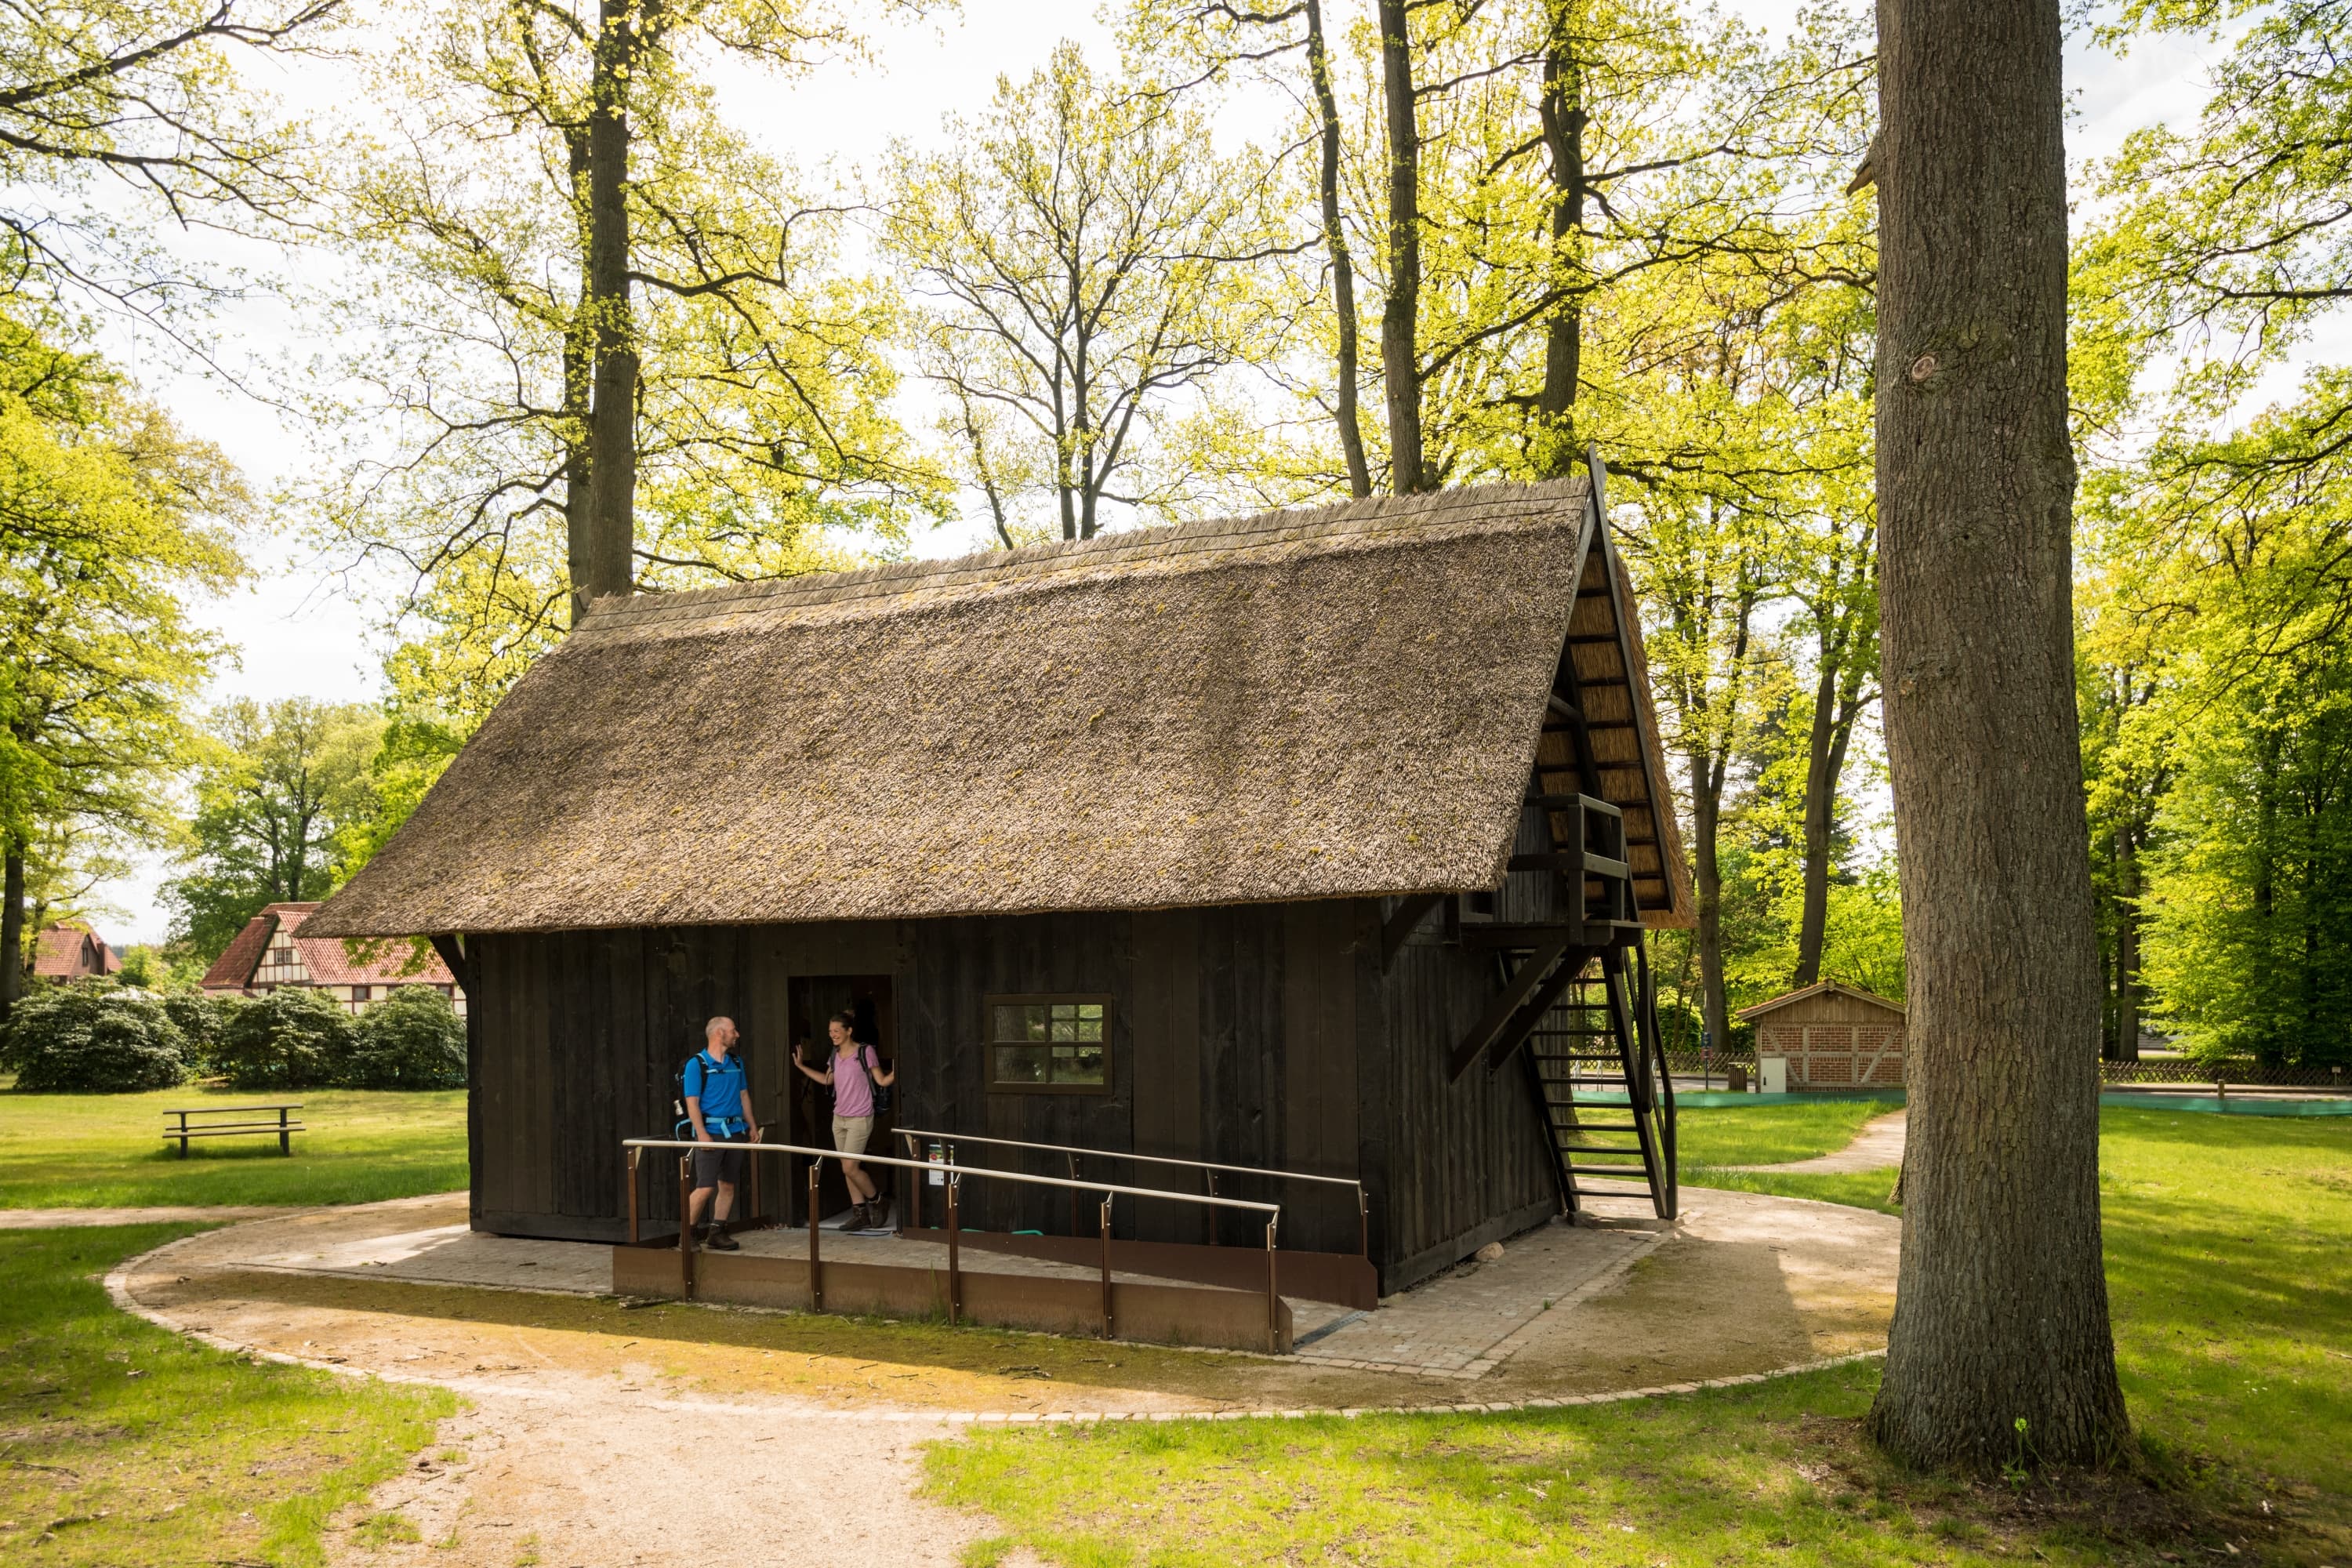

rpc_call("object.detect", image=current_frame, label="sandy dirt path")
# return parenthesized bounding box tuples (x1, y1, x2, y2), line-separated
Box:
(0, 1204, 302, 1229)
(1724, 1109, 1907, 1174)
(107, 1188, 1896, 1566)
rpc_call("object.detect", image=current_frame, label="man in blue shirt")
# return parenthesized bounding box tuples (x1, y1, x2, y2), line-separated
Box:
(684, 1016, 760, 1250)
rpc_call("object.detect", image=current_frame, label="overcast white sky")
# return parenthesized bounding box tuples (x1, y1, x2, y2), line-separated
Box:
(85, 1, 2234, 942)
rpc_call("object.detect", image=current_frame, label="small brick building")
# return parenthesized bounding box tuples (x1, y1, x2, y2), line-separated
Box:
(1738, 981, 1906, 1090)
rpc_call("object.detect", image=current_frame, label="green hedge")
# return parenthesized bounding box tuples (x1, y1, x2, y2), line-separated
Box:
(0, 989, 192, 1091)
(344, 987, 466, 1089)
(210, 988, 356, 1091)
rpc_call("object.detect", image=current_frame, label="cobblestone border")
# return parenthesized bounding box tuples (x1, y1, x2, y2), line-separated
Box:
(103, 1218, 1887, 1426)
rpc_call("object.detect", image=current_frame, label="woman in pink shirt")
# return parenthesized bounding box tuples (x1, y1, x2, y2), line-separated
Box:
(793, 1011, 896, 1230)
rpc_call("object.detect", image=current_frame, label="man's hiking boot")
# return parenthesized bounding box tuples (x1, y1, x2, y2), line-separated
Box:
(701, 1226, 741, 1252)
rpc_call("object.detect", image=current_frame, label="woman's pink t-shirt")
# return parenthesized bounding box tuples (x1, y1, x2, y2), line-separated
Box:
(832, 1047, 877, 1117)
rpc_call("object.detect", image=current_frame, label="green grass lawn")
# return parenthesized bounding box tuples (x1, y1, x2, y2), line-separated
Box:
(0, 1225, 456, 1566)
(0, 1086, 466, 1209)
(930, 1106, 2352, 1566)
(1672, 1099, 1888, 1168)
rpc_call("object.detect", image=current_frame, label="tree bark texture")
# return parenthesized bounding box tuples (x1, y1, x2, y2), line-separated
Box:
(583, 0, 644, 606)
(1535, 2, 1587, 478)
(1867, 0, 2130, 1468)
(1793, 648, 1867, 988)
(1376, 0, 1426, 495)
(1688, 747, 1731, 1058)
(0, 844, 22, 1025)
(564, 129, 597, 626)
(1307, 0, 1371, 499)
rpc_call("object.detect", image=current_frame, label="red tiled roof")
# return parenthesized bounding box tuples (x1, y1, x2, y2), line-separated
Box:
(200, 902, 456, 992)
(200, 909, 281, 989)
(33, 924, 113, 979)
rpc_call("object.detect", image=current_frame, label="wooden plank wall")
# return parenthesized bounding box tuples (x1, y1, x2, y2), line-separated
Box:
(470, 904, 1381, 1257)
(1371, 908, 1563, 1290)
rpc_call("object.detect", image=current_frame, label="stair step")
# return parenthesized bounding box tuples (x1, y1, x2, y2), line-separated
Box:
(1566, 1163, 1653, 1178)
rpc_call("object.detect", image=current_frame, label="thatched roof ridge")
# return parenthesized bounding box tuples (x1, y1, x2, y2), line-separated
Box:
(309, 479, 1691, 938)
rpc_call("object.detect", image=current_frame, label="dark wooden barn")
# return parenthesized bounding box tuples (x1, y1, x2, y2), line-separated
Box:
(308, 466, 1693, 1294)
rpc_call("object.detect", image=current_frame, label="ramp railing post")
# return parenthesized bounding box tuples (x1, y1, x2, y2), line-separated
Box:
(1098, 1194, 1115, 1339)
(807, 1161, 824, 1312)
(946, 1174, 963, 1327)
(1356, 1185, 1370, 1260)
(1204, 1169, 1220, 1246)
(1067, 1152, 1080, 1237)
(627, 1147, 641, 1244)
(1265, 1216, 1280, 1353)
(678, 1155, 695, 1298)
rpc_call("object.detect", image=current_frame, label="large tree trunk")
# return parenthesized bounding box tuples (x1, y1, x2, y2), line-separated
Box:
(564, 132, 597, 626)
(1793, 646, 1866, 987)
(1306, 0, 1370, 499)
(1375, 0, 1426, 495)
(1689, 748, 1731, 1058)
(0, 841, 23, 1026)
(1534, 2, 1587, 479)
(582, 0, 644, 606)
(1867, 0, 2130, 1469)
(2111, 825, 2141, 1060)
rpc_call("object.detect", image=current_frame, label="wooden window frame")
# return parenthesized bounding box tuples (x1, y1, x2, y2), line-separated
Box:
(982, 993, 1115, 1096)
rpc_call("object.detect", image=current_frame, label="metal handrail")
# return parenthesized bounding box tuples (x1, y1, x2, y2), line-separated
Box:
(894, 1125, 1362, 1191)
(619, 1134, 1283, 1342)
(620, 1136, 1279, 1217)
(895, 1125, 1371, 1258)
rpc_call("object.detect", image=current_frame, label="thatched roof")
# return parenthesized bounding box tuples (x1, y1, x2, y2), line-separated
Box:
(308, 479, 1691, 938)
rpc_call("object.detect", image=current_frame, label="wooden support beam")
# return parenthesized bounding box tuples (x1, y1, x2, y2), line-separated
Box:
(1485, 950, 1595, 1073)
(426, 933, 474, 995)
(1379, 892, 1446, 970)
(1447, 931, 1571, 1080)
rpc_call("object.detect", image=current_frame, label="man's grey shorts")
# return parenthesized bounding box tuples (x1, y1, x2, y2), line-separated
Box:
(691, 1131, 749, 1190)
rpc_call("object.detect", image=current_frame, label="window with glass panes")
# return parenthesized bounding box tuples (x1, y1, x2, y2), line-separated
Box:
(984, 996, 1112, 1093)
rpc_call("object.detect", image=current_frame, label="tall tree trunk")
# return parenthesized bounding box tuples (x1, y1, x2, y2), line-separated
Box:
(1867, 0, 2129, 1469)
(1534, 1, 1587, 480)
(1375, 0, 1425, 495)
(564, 132, 597, 626)
(0, 841, 23, 1026)
(583, 0, 645, 606)
(1689, 749, 1731, 1058)
(1306, 0, 1370, 499)
(2113, 823, 2141, 1060)
(1793, 645, 1866, 987)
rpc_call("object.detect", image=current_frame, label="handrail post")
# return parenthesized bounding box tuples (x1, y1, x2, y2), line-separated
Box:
(627, 1147, 641, 1244)
(807, 1161, 824, 1312)
(749, 1133, 762, 1227)
(678, 1155, 695, 1299)
(1265, 1217, 1280, 1353)
(1357, 1185, 1370, 1260)
(1205, 1169, 1220, 1247)
(902, 1132, 920, 1232)
(1099, 1194, 1115, 1338)
(1067, 1152, 1079, 1238)
(946, 1174, 962, 1327)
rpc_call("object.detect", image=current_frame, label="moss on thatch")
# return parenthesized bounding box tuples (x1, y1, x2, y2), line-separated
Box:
(309, 480, 1690, 937)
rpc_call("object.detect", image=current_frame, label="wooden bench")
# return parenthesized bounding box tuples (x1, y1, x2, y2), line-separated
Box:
(162, 1104, 303, 1157)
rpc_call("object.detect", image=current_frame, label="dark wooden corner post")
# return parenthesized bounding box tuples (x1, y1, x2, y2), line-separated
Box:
(427, 934, 482, 1229)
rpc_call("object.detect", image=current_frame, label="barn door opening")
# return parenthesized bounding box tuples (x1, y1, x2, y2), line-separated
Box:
(784, 975, 898, 1226)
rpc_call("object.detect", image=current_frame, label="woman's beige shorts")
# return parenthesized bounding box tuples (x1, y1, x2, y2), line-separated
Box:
(831, 1114, 873, 1158)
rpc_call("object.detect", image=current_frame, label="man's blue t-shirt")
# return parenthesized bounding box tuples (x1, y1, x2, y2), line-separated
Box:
(683, 1050, 748, 1131)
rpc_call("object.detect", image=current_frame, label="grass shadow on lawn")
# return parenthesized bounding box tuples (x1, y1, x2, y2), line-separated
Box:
(0, 1225, 454, 1567)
